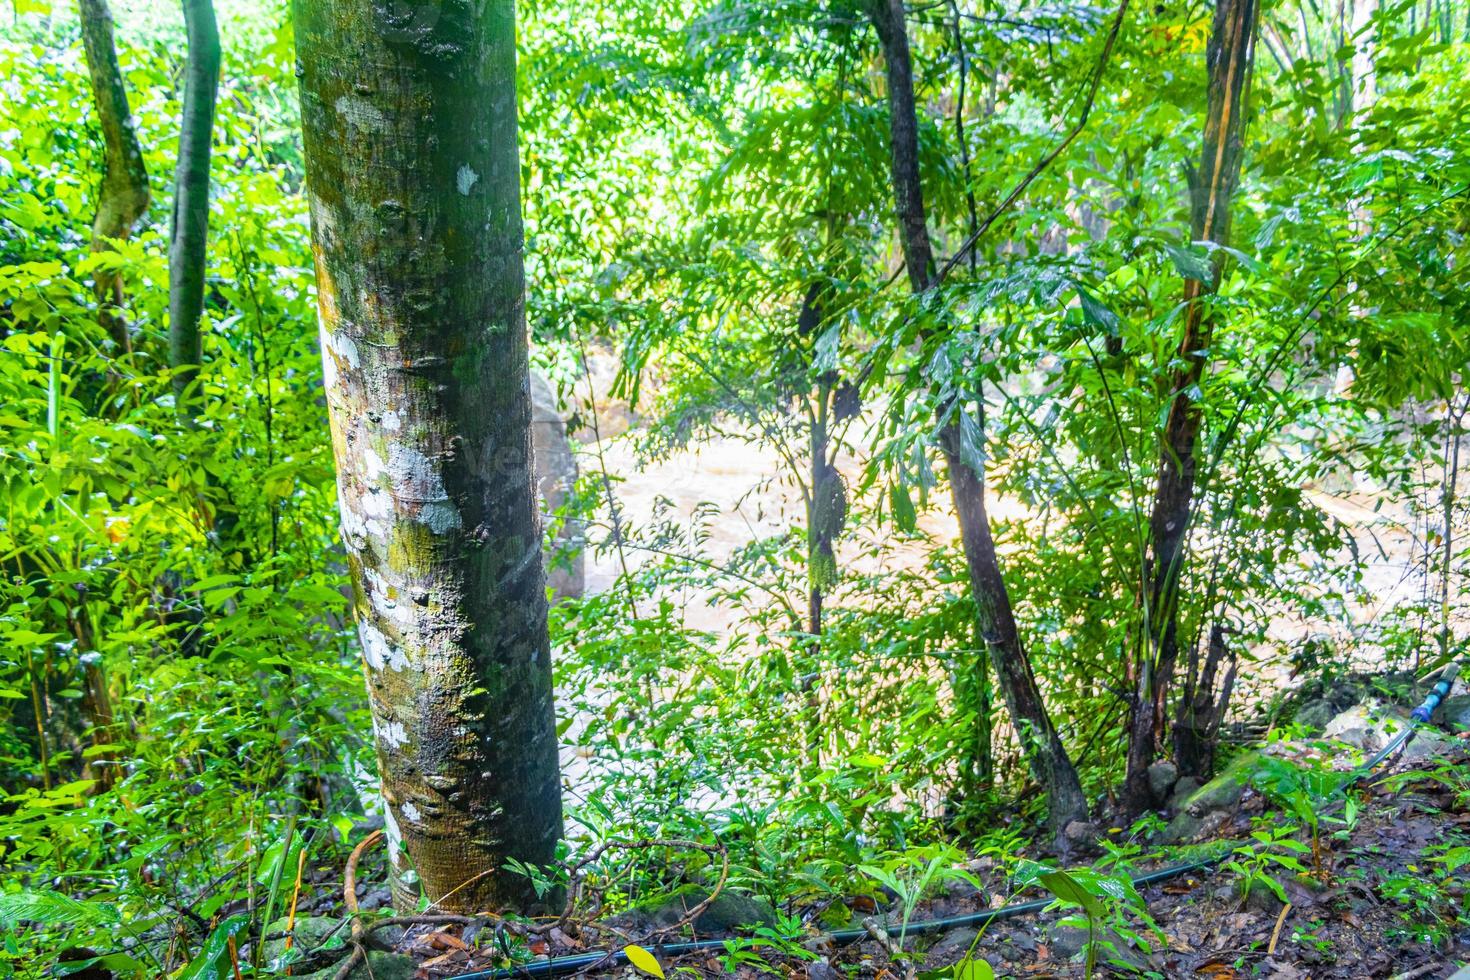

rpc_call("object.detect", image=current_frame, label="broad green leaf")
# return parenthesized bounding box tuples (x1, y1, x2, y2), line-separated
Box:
(955, 957, 995, 980)
(1037, 870, 1105, 918)
(178, 915, 248, 980)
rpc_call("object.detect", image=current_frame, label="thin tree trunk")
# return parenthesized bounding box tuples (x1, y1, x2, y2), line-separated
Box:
(168, 0, 219, 412)
(1439, 397, 1465, 661)
(868, 0, 934, 292)
(941, 420, 1089, 833)
(864, 0, 1088, 836)
(1124, 0, 1259, 809)
(78, 0, 149, 355)
(68, 603, 118, 792)
(295, 0, 564, 912)
(802, 281, 845, 767)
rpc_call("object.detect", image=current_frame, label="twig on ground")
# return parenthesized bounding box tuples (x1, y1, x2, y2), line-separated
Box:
(1267, 902, 1291, 955)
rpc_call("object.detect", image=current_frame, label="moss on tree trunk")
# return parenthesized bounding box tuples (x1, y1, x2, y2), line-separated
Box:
(294, 0, 564, 911)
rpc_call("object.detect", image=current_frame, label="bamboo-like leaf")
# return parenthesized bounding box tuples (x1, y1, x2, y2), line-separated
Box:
(0, 889, 120, 927)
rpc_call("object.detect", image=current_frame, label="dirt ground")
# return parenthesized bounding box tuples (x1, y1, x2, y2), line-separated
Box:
(284, 730, 1467, 980)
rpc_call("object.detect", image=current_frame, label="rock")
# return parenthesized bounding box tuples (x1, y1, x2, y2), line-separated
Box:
(557, 345, 638, 443)
(623, 884, 777, 935)
(299, 952, 416, 980)
(806, 961, 841, 980)
(1323, 702, 1460, 762)
(923, 927, 980, 968)
(1240, 879, 1287, 915)
(1323, 702, 1394, 750)
(1162, 752, 1256, 842)
(1046, 923, 1149, 971)
(1063, 820, 1099, 845)
(1292, 698, 1338, 731)
(530, 371, 583, 600)
(1441, 695, 1470, 731)
(262, 917, 346, 971)
(1147, 760, 1179, 802)
(1168, 776, 1202, 812)
(358, 886, 393, 912)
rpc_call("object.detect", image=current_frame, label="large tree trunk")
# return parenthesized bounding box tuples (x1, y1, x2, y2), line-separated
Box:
(294, 0, 564, 912)
(168, 0, 219, 410)
(1123, 0, 1258, 811)
(78, 0, 149, 355)
(865, 0, 1088, 836)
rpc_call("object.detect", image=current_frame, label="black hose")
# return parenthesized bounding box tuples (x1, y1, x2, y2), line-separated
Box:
(454, 859, 1218, 980)
(453, 662, 1464, 980)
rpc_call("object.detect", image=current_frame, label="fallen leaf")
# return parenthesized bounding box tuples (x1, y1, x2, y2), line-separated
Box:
(624, 944, 664, 979)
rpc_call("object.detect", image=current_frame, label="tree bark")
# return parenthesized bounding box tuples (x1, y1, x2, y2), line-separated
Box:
(78, 0, 149, 355)
(864, 0, 1088, 836)
(294, 0, 564, 912)
(1124, 0, 1258, 809)
(866, 0, 934, 293)
(168, 0, 219, 411)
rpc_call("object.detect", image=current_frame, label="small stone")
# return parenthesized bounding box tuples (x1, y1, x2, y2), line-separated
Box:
(940, 878, 983, 902)
(1047, 924, 1089, 961)
(1063, 820, 1099, 844)
(923, 927, 979, 968)
(358, 886, 392, 912)
(1147, 760, 1179, 801)
(806, 960, 841, 980)
(1046, 922, 1149, 971)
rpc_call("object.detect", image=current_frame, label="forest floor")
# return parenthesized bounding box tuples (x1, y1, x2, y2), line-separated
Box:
(277, 707, 1470, 980)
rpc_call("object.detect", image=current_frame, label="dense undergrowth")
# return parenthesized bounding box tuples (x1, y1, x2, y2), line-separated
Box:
(1, 0, 1469, 976)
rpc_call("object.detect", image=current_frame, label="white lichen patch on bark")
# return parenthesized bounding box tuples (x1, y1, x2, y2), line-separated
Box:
(401, 800, 424, 823)
(380, 719, 409, 749)
(359, 620, 410, 672)
(383, 800, 404, 864)
(456, 164, 479, 195)
(335, 93, 387, 132)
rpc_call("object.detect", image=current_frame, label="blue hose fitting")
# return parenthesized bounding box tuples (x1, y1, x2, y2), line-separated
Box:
(1411, 663, 1461, 723)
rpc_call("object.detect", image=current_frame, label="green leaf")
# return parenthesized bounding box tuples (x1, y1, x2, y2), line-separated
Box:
(1076, 287, 1120, 337)
(957, 410, 986, 476)
(55, 953, 148, 979)
(0, 890, 120, 927)
(1037, 870, 1105, 918)
(1164, 243, 1213, 284)
(814, 321, 841, 375)
(954, 957, 995, 980)
(178, 915, 248, 980)
(890, 483, 917, 533)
